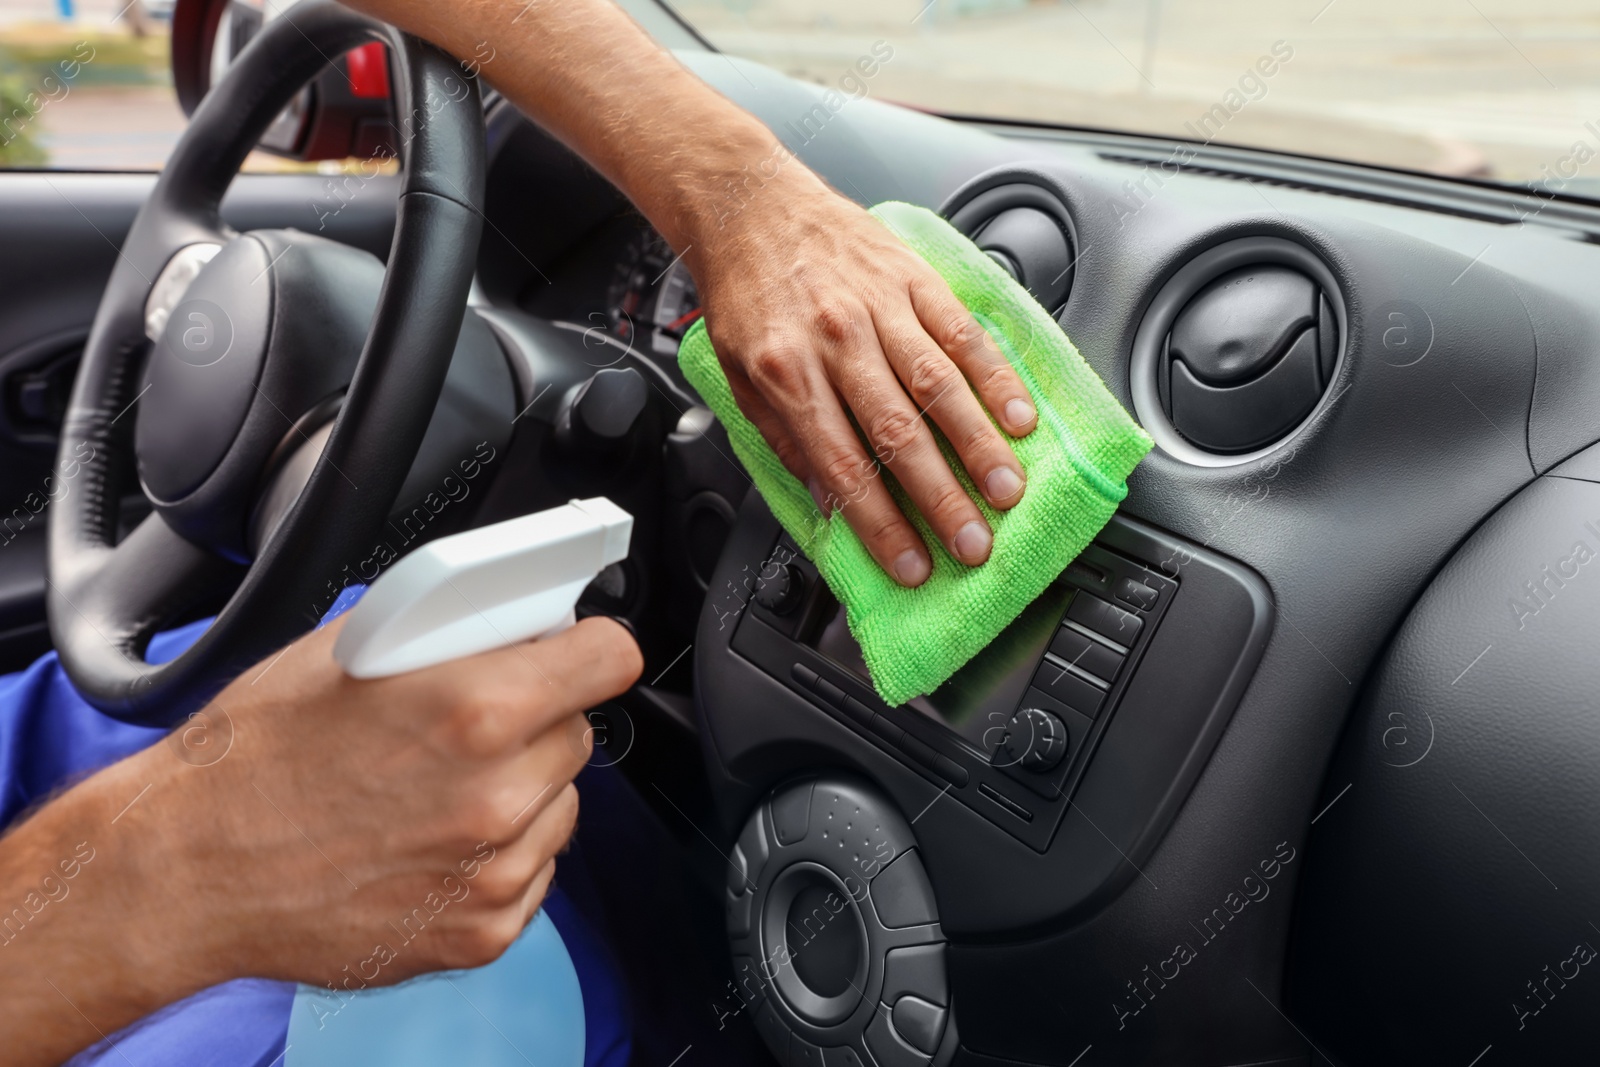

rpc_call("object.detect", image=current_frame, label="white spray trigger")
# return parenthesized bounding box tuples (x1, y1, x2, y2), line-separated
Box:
(333, 497, 633, 679)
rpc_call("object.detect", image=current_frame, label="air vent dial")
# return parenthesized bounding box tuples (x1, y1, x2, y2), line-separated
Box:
(1159, 264, 1339, 454)
(1129, 237, 1346, 465)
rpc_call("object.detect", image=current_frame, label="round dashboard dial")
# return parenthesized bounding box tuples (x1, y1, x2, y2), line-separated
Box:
(606, 231, 701, 357)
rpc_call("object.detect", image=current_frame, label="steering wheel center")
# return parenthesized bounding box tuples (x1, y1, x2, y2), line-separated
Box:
(136, 230, 386, 562)
(138, 237, 270, 504)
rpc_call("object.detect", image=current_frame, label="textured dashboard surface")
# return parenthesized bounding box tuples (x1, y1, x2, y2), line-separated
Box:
(1292, 469, 1600, 1065)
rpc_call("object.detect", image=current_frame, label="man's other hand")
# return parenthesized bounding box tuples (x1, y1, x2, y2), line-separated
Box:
(109, 615, 641, 992)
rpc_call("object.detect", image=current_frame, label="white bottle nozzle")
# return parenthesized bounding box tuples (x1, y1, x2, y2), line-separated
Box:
(333, 497, 634, 679)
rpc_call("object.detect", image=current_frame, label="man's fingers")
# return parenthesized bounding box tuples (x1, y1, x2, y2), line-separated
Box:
(507, 615, 642, 699)
(743, 330, 933, 585)
(836, 337, 996, 568)
(410, 616, 642, 748)
(489, 713, 590, 831)
(909, 276, 1037, 439)
(517, 857, 559, 930)
(874, 305, 1027, 516)
(729, 373, 811, 487)
(471, 782, 579, 901)
(439, 789, 570, 970)
(504, 785, 573, 919)
(793, 387, 933, 587)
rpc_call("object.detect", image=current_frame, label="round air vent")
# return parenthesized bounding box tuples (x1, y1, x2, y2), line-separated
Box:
(947, 183, 1077, 312)
(1130, 237, 1345, 465)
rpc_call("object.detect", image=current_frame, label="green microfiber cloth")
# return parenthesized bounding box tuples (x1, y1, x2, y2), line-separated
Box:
(679, 201, 1152, 706)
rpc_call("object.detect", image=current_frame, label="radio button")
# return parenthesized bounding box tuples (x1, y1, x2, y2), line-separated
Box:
(933, 756, 968, 787)
(869, 713, 904, 747)
(1114, 576, 1159, 611)
(1049, 627, 1124, 682)
(841, 696, 876, 726)
(1031, 661, 1105, 719)
(1066, 592, 1143, 646)
(898, 732, 938, 769)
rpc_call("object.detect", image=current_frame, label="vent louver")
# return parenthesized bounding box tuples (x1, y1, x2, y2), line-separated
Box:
(947, 183, 1077, 313)
(1130, 237, 1346, 465)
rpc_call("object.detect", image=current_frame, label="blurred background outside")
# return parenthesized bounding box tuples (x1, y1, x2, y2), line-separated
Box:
(4, 0, 1600, 192)
(676, 0, 1600, 189)
(0, 0, 336, 170)
(1, 0, 177, 168)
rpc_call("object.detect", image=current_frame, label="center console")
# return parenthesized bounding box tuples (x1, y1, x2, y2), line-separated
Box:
(695, 494, 1273, 1065)
(734, 533, 1178, 852)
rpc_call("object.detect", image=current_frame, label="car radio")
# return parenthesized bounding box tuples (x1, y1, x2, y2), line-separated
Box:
(731, 530, 1179, 852)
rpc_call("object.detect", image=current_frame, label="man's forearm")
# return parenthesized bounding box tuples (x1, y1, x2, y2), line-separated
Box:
(346, 0, 1039, 584)
(0, 752, 209, 1067)
(343, 0, 802, 255)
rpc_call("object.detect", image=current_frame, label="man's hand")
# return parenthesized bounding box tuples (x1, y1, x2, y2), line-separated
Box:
(692, 174, 1036, 585)
(340, 0, 1036, 587)
(0, 615, 641, 1067)
(150, 614, 640, 983)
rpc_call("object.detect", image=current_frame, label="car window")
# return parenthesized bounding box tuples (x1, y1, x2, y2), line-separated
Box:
(0, 0, 385, 173)
(0, 1, 180, 169)
(672, 0, 1600, 194)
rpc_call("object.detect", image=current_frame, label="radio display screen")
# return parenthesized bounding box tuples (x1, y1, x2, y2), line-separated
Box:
(809, 582, 1074, 750)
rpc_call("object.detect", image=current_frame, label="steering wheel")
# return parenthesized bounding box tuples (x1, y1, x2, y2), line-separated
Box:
(47, 0, 485, 726)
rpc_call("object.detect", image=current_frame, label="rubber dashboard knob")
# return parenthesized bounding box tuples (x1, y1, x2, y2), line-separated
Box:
(1000, 707, 1069, 772)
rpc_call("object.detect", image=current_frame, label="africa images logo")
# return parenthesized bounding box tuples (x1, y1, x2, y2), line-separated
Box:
(163, 298, 234, 368)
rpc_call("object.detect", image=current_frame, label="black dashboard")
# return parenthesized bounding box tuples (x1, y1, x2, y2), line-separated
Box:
(467, 48, 1600, 1067)
(513, 210, 701, 361)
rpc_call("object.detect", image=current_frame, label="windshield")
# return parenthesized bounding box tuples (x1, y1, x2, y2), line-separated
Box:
(671, 0, 1599, 191)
